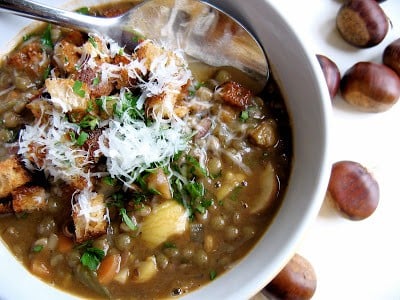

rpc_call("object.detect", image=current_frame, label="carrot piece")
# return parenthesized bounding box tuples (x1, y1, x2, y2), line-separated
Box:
(97, 253, 121, 285)
(57, 235, 74, 253)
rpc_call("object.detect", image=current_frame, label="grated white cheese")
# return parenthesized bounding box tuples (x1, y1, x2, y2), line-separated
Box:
(17, 37, 194, 221)
(72, 188, 104, 222)
(18, 108, 92, 185)
(98, 117, 189, 186)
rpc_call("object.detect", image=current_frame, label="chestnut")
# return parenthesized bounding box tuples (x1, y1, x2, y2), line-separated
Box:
(340, 61, 400, 112)
(383, 38, 400, 77)
(328, 161, 379, 220)
(265, 253, 317, 300)
(316, 54, 341, 99)
(336, 0, 389, 48)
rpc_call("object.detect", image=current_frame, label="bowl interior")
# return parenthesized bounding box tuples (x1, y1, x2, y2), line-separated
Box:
(0, 0, 331, 299)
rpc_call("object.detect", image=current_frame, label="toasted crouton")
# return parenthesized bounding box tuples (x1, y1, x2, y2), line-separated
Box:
(45, 78, 90, 115)
(217, 81, 252, 109)
(0, 156, 31, 199)
(136, 41, 191, 118)
(11, 185, 47, 213)
(72, 190, 107, 243)
(135, 41, 166, 71)
(145, 91, 189, 118)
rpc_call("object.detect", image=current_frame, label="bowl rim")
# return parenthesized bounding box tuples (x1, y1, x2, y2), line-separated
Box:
(0, 0, 332, 299)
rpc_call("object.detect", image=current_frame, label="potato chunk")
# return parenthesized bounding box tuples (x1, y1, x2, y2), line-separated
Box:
(140, 200, 188, 248)
(133, 256, 158, 283)
(249, 162, 278, 214)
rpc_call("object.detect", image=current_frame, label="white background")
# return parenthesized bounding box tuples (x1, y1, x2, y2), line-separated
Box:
(1, 1, 400, 300)
(269, 1, 400, 299)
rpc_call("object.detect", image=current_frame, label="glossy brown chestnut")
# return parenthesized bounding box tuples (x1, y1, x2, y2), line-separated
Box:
(336, 0, 388, 48)
(317, 54, 341, 99)
(383, 38, 400, 77)
(265, 253, 317, 300)
(328, 161, 379, 220)
(340, 61, 400, 112)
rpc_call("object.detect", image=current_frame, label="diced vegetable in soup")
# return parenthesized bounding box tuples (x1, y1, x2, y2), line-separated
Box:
(0, 1, 292, 299)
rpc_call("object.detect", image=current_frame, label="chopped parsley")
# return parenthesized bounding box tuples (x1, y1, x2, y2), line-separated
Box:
(40, 24, 53, 49)
(88, 36, 98, 48)
(32, 245, 44, 253)
(120, 208, 138, 231)
(76, 7, 90, 15)
(210, 270, 217, 280)
(163, 242, 176, 249)
(239, 110, 249, 122)
(80, 246, 105, 271)
(79, 115, 99, 130)
(43, 65, 51, 80)
(103, 176, 117, 186)
(92, 76, 100, 86)
(73, 80, 86, 98)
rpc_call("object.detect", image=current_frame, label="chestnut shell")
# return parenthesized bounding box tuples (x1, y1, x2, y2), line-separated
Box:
(336, 0, 388, 48)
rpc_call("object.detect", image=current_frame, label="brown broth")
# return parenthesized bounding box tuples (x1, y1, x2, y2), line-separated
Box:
(0, 2, 292, 299)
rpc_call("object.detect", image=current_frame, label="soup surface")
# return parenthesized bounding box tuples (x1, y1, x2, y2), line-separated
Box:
(0, 2, 292, 299)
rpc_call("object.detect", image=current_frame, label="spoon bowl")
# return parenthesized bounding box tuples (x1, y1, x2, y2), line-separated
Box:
(0, 0, 269, 90)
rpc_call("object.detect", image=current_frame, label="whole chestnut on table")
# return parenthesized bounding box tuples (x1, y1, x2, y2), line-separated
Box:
(328, 161, 379, 220)
(264, 253, 317, 300)
(336, 0, 389, 48)
(340, 61, 400, 112)
(383, 38, 400, 77)
(316, 54, 341, 99)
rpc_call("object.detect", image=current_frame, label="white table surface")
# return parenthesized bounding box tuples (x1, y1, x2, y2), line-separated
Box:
(1, 1, 400, 300)
(269, 1, 400, 299)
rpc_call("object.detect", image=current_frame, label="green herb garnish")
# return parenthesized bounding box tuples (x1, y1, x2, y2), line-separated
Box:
(92, 76, 100, 86)
(103, 176, 117, 186)
(76, 7, 90, 15)
(40, 24, 53, 49)
(23, 34, 32, 42)
(79, 115, 99, 130)
(73, 80, 86, 98)
(43, 65, 51, 80)
(210, 270, 217, 280)
(120, 208, 138, 231)
(88, 36, 98, 48)
(32, 245, 44, 253)
(163, 242, 176, 249)
(80, 247, 105, 271)
(76, 131, 89, 146)
(239, 110, 249, 122)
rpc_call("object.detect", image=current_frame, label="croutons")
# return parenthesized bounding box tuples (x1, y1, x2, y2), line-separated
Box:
(0, 156, 31, 199)
(45, 78, 90, 115)
(217, 81, 252, 108)
(5, 40, 50, 84)
(53, 39, 81, 74)
(11, 185, 47, 213)
(137, 41, 191, 118)
(72, 190, 107, 243)
(248, 119, 278, 148)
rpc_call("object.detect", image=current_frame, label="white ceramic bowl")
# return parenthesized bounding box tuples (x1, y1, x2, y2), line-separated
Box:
(0, 0, 332, 299)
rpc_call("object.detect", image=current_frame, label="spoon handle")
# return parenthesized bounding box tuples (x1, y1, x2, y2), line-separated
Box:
(0, 0, 113, 33)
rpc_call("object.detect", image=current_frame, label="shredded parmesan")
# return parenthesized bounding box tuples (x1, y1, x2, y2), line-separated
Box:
(17, 37, 194, 223)
(18, 108, 91, 185)
(98, 117, 189, 186)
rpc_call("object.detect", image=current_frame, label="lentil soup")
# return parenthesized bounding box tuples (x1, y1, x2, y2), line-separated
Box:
(0, 1, 292, 299)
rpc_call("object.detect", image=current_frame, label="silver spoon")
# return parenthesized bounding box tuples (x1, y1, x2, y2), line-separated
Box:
(0, 0, 268, 91)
